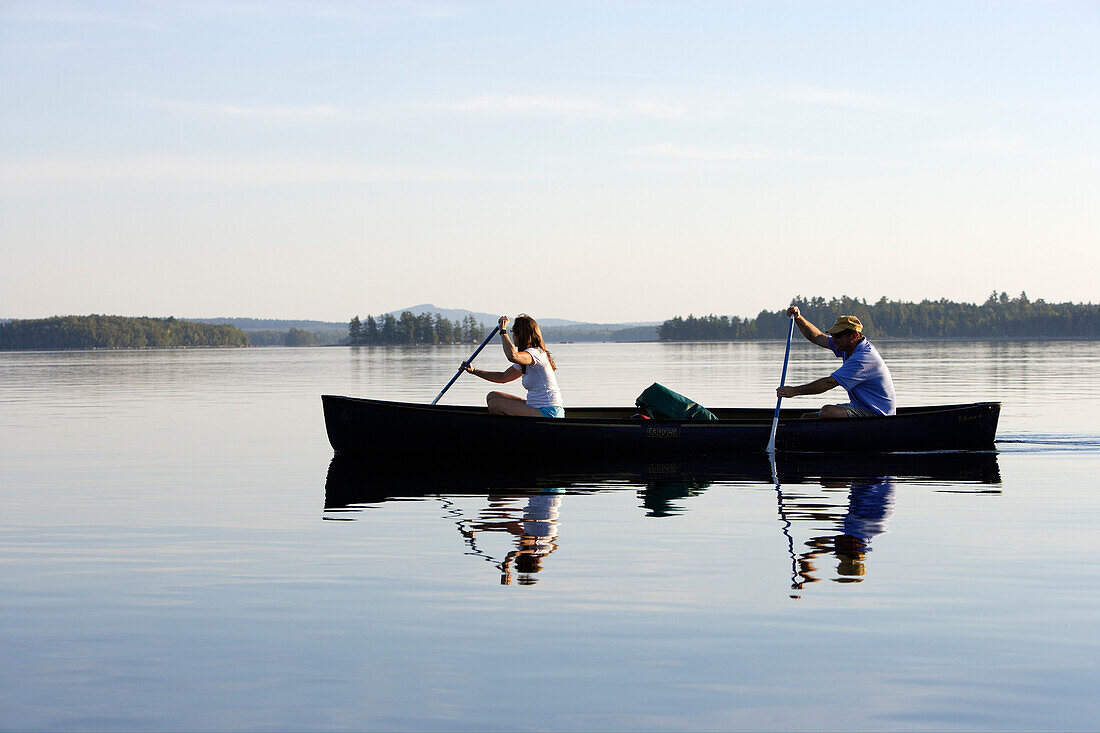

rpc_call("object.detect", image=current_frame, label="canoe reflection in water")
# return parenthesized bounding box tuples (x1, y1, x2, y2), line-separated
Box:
(324, 452, 1000, 591)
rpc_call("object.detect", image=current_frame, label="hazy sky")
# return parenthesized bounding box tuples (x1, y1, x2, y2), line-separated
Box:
(2, 1, 1097, 323)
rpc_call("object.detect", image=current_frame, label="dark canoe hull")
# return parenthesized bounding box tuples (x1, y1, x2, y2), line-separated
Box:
(321, 395, 1000, 458)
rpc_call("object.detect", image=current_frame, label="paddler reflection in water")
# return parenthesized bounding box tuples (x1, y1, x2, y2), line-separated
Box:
(461, 315, 565, 418)
(461, 491, 562, 585)
(785, 478, 897, 589)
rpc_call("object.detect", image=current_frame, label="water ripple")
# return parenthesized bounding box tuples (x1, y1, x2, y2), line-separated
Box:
(996, 434, 1100, 451)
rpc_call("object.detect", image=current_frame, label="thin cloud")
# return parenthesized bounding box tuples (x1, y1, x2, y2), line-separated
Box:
(420, 94, 692, 121)
(777, 85, 891, 110)
(411, 85, 892, 122)
(8, 2, 352, 26)
(4, 2, 459, 34)
(220, 103, 338, 120)
(925, 132, 1027, 154)
(138, 96, 338, 121)
(634, 143, 783, 161)
(439, 95, 612, 118)
(1, 5, 170, 31)
(625, 99, 692, 121)
(395, 1, 465, 20)
(0, 155, 510, 190)
(173, 0, 461, 22)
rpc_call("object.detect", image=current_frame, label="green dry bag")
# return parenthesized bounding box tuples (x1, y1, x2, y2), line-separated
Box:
(635, 382, 719, 421)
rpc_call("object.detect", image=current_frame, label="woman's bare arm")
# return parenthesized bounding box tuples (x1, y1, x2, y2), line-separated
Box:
(463, 365, 522, 384)
(498, 315, 533, 365)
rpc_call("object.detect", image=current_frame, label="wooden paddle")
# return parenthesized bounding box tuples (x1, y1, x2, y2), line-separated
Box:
(431, 325, 501, 405)
(766, 316, 795, 453)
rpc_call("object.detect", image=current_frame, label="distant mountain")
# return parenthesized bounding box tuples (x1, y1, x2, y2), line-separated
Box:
(386, 303, 587, 328)
(385, 304, 658, 333)
(384, 304, 504, 327)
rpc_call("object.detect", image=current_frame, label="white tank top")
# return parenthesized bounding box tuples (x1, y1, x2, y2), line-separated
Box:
(510, 347, 563, 408)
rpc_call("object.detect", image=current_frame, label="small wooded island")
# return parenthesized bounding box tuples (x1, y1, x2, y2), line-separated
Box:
(0, 315, 248, 350)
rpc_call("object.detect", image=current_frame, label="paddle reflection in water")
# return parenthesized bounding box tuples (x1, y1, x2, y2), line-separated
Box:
(324, 452, 1000, 591)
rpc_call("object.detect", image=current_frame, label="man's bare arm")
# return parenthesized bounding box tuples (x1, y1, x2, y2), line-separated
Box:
(786, 306, 831, 349)
(777, 376, 839, 398)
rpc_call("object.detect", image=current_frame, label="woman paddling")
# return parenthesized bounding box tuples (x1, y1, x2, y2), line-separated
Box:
(462, 315, 565, 417)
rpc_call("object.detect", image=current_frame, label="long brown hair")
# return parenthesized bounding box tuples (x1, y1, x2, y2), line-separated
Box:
(511, 314, 556, 371)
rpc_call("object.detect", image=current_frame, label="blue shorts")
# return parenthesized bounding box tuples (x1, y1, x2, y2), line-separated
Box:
(537, 405, 565, 418)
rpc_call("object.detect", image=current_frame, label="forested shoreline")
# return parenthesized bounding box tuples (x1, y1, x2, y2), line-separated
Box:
(5, 294, 1097, 351)
(0, 315, 249, 350)
(659, 293, 1100, 341)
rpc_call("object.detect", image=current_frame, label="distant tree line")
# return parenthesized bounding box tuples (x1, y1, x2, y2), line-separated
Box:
(247, 328, 338, 347)
(660, 293, 1100, 341)
(0, 315, 249, 350)
(348, 312, 488, 345)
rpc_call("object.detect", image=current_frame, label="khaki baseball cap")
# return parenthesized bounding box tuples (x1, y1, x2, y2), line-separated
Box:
(826, 315, 863, 334)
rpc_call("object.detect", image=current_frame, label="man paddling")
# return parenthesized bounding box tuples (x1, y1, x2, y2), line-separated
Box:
(776, 307, 896, 418)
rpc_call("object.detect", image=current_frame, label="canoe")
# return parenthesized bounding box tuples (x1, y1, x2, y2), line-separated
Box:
(321, 395, 1000, 457)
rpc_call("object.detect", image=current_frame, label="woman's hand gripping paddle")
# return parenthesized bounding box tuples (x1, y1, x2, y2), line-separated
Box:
(431, 326, 501, 405)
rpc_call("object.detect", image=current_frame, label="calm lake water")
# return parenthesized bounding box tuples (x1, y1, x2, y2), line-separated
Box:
(2, 341, 1099, 732)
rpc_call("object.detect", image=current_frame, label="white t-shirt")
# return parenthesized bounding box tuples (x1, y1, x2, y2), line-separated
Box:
(510, 347, 563, 408)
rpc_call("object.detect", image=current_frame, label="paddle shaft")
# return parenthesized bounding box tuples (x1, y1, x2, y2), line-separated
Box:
(766, 316, 795, 453)
(431, 326, 501, 405)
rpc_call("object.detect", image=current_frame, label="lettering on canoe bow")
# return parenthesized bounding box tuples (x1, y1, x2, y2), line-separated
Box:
(646, 425, 681, 438)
